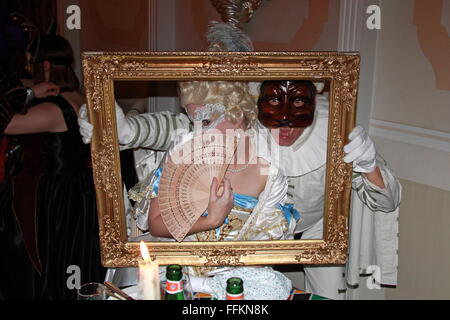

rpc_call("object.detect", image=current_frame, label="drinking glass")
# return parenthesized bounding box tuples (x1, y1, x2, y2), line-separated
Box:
(77, 282, 107, 300)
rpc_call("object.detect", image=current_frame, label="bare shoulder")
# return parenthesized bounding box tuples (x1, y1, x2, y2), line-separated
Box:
(30, 101, 63, 113)
(257, 157, 270, 168)
(25, 101, 68, 133)
(61, 91, 86, 114)
(257, 157, 270, 175)
(254, 158, 270, 193)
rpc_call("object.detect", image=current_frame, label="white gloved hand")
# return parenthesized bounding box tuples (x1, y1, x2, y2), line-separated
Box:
(114, 102, 134, 145)
(78, 104, 93, 144)
(76, 102, 135, 145)
(343, 126, 377, 173)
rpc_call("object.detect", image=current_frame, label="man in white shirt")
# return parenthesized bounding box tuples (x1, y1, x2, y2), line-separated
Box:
(254, 80, 400, 299)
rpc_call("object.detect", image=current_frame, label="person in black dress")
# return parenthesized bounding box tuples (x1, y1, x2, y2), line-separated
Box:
(0, 8, 59, 300)
(4, 35, 105, 299)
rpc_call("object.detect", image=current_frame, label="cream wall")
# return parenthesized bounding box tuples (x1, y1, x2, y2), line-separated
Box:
(369, 0, 450, 299)
(371, 0, 450, 133)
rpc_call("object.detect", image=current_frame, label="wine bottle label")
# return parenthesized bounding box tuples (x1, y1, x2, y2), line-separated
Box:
(226, 292, 244, 300)
(166, 280, 183, 294)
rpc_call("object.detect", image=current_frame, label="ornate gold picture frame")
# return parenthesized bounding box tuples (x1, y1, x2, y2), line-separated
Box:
(82, 52, 359, 267)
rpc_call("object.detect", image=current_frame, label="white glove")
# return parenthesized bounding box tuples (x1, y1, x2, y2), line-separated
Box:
(78, 104, 93, 144)
(343, 126, 377, 173)
(114, 101, 134, 145)
(76, 102, 135, 145)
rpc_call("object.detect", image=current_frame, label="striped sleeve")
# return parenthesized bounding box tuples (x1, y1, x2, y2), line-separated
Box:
(352, 154, 402, 213)
(123, 111, 191, 150)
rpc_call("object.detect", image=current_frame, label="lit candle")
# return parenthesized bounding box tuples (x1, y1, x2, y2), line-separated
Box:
(138, 241, 161, 300)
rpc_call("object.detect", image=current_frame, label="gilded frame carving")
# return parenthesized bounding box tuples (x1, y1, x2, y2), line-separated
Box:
(82, 52, 359, 267)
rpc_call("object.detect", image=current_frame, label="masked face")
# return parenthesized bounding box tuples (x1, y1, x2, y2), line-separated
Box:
(257, 81, 316, 146)
(186, 103, 243, 134)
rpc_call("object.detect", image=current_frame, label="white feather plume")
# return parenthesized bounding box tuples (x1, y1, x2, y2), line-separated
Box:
(206, 21, 254, 52)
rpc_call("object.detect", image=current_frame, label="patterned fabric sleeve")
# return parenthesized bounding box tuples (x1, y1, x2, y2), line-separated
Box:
(352, 154, 402, 213)
(122, 111, 191, 150)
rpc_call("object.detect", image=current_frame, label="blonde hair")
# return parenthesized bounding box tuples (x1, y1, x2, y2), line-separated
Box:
(178, 81, 257, 128)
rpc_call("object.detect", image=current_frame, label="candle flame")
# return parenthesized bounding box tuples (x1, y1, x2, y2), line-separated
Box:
(140, 241, 151, 261)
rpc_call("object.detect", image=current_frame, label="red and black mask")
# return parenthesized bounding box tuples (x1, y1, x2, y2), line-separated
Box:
(257, 80, 316, 128)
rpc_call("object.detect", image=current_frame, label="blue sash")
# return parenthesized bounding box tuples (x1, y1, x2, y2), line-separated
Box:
(150, 167, 163, 198)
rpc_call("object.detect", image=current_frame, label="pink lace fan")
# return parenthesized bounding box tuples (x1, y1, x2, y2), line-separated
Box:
(158, 132, 239, 242)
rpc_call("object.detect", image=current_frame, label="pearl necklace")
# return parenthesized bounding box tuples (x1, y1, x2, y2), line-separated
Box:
(227, 135, 254, 174)
(227, 162, 250, 173)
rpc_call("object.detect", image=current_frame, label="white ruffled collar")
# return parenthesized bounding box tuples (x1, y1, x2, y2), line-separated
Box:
(254, 94, 329, 177)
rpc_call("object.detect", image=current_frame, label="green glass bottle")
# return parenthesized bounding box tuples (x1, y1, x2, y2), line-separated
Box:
(226, 277, 244, 300)
(164, 264, 185, 300)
